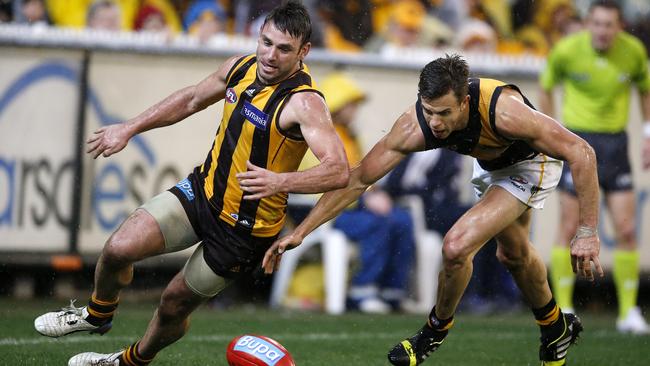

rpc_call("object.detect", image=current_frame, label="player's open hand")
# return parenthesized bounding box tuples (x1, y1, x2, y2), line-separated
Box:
(262, 234, 303, 274)
(86, 124, 132, 159)
(570, 231, 604, 281)
(237, 161, 285, 200)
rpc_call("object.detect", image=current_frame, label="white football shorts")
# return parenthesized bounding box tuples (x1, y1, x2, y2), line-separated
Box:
(471, 154, 563, 209)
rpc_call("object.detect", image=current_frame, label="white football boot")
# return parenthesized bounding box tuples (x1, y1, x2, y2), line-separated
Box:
(68, 351, 123, 366)
(616, 306, 650, 335)
(34, 300, 112, 338)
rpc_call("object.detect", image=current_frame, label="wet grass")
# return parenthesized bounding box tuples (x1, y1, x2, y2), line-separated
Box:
(1, 298, 648, 365)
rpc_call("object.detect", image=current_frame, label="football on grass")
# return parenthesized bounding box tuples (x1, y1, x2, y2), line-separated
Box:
(226, 334, 296, 366)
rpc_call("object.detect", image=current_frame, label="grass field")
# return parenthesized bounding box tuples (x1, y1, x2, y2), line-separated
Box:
(1, 298, 648, 366)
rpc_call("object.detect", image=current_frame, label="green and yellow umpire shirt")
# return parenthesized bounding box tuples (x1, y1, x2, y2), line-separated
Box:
(540, 30, 650, 133)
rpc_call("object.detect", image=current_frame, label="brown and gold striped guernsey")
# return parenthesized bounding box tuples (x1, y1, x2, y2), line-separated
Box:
(197, 54, 320, 237)
(416, 78, 538, 171)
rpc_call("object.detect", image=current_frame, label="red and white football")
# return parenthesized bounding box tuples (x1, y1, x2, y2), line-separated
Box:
(226, 334, 296, 366)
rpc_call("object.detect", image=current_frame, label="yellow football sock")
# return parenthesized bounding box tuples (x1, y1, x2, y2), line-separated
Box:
(550, 246, 574, 310)
(613, 250, 640, 319)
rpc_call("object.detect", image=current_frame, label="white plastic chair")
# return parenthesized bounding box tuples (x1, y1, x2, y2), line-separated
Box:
(398, 195, 443, 314)
(268, 221, 350, 314)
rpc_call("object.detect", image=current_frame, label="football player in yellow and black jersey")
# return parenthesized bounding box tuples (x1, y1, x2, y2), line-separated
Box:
(263, 54, 603, 366)
(33, 2, 349, 365)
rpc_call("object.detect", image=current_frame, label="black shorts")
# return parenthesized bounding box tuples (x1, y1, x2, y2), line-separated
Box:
(169, 170, 277, 279)
(558, 131, 633, 195)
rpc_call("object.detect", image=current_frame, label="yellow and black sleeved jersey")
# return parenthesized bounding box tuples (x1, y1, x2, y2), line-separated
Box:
(415, 78, 538, 171)
(197, 54, 320, 237)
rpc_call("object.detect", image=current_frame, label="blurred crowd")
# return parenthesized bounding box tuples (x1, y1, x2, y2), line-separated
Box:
(1, 0, 649, 55)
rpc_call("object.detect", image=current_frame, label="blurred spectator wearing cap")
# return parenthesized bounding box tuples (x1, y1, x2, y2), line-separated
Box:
(366, 0, 452, 52)
(299, 72, 416, 314)
(455, 18, 497, 52)
(183, 0, 227, 43)
(133, 0, 182, 34)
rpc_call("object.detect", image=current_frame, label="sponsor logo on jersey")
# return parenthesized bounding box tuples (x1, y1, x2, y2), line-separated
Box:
(245, 87, 256, 97)
(234, 335, 285, 366)
(175, 178, 195, 201)
(241, 100, 269, 130)
(509, 181, 526, 192)
(225, 88, 238, 104)
(509, 175, 528, 185)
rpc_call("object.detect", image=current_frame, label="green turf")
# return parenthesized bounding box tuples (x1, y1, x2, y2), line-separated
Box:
(1, 298, 648, 365)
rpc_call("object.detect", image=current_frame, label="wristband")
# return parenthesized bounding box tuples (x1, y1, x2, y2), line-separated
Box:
(644, 122, 650, 137)
(574, 225, 597, 239)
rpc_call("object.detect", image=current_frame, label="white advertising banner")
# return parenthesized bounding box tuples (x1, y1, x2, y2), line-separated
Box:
(77, 52, 233, 255)
(0, 48, 82, 252)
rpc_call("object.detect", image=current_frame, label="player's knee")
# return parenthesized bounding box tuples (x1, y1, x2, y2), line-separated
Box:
(616, 222, 636, 245)
(441, 233, 471, 268)
(101, 235, 136, 267)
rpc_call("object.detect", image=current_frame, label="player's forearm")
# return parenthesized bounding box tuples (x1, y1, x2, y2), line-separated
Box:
(640, 92, 650, 121)
(567, 141, 600, 228)
(125, 86, 199, 137)
(279, 159, 350, 194)
(641, 92, 650, 136)
(292, 169, 367, 240)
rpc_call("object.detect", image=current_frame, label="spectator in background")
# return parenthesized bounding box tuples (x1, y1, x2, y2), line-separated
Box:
(134, 5, 168, 33)
(539, 0, 650, 335)
(133, 0, 182, 34)
(87, 0, 121, 31)
(365, 0, 426, 52)
(13, 0, 50, 25)
(318, 0, 374, 52)
(455, 19, 497, 52)
(47, 0, 137, 30)
(300, 72, 416, 313)
(183, 0, 227, 43)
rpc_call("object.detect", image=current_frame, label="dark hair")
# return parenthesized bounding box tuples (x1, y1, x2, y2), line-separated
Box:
(263, 0, 312, 46)
(589, 0, 622, 21)
(418, 54, 469, 102)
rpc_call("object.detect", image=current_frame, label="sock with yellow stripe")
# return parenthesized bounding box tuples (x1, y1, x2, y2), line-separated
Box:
(550, 246, 574, 311)
(86, 295, 118, 326)
(119, 341, 154, 366)
(533, 298, 561, 328)
(613, 250, 640, 319)
(427, 306, 454, 332)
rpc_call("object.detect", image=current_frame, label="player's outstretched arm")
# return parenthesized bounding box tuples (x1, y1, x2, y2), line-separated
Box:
(263, 108, 423, 273)
(86, 56, 240, 159)
(494, 90, 603, 281)
(237, 92, 349, 200)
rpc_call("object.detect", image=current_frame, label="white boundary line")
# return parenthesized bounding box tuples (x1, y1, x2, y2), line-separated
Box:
(0, 330, 614, 347)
